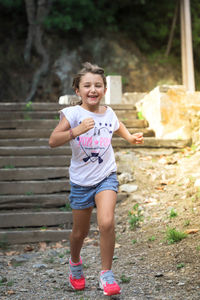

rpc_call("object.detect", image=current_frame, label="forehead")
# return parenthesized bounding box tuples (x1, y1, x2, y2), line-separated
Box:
(80, 72, 104, 84)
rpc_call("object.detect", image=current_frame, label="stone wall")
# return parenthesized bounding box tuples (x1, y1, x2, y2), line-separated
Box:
(135, 85, 200, 143)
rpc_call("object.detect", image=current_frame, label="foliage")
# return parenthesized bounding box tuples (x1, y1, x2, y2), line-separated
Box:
(169, 208, 178, 219)
(59, 203, 72, 211)
(177, 263, 185, 269)
(166, 227, 187, 244)
(128, 203, 144, 230)
(0, 0, 23, 9)
(120, 274, 131, 283)
(0, 0, 200, 59)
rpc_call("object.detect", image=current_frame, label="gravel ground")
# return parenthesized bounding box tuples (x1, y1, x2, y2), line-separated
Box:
(1, 147, 200, 300)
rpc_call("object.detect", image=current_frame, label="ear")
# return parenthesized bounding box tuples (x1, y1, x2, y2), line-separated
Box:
(104, 87, 107, 96)
(75, 89, 80, 97)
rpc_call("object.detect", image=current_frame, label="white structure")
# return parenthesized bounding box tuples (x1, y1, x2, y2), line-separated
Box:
(180, 0, 195, 91)
(105, 75, 122, 104)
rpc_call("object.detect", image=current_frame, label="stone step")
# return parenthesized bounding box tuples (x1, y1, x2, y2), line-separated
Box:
(0, 193, 69, 209)
(113, 137, 191, 148)
(0, 129, 155, 147)
(0, 211, 96, 228)
(0, 110, 137, 120)
(0, 129, 53, 139)
(0, 138, 189, 159)
(0, 155, 70, 168)
(0, 229, 70, 244)
(0, 102, 136, 111)
(0, 167, 69, 181)
(0, 193, 127, 210)
(0, 146, 71, 156)
(0, 228, 98, 244)
(0, 127, 148, 139)
(0, 127, 153, 140)
(0, 179, 70, 195)
(0, 119, 147, 130)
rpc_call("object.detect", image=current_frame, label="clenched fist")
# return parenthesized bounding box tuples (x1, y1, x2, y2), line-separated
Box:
(78, 118, 95, 135)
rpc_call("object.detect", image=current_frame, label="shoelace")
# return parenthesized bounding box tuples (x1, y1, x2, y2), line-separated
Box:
(70, 264, 83, 279)
(101, 270, 115, 284)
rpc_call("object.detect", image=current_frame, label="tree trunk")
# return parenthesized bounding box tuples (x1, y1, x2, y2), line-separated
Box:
(24, 0, 52, 102)
(165, 1, 179, 57)
(24, 0, 36, 63)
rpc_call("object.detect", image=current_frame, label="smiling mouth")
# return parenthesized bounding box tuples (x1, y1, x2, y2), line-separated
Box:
(88, 96, 98, 100)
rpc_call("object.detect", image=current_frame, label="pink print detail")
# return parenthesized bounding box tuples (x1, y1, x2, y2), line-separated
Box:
(78, 136, 111, 147)
(78, 136, 92, 147)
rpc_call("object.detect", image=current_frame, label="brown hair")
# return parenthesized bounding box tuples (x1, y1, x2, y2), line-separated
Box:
(72, 62, 107, 91)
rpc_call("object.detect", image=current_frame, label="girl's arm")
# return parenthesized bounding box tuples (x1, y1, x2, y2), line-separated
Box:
(49, 116, 95, 148)
(115, 121, 144, 144)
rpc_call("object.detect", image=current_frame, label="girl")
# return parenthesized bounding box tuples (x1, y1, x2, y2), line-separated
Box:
(49, 62, 143, 296)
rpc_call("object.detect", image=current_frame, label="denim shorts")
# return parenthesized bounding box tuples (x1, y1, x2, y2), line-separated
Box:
(69, 172, 119, 210)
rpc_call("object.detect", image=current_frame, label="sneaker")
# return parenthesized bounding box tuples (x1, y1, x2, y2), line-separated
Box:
(69, 257, 85, 290)
(99, 270, 121, 296)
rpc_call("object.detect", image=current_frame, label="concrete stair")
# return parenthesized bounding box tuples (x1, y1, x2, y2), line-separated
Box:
(0, 102, 191, 244)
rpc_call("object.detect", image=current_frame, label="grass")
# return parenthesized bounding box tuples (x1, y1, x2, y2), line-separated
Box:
(59, 203, 72, 211)
(184, 220, 190, 227)
(137, 111, 145, 120)
(177, 263, 185, 269)
(120, 274, 131, 283)
(0, 236, 9, 250)
(25, 101, 33, 111)
(148, 235, 156, 242)
(26, 191, 34, 196)
(166, 227, 187, 244)
(3, 165, 15, 169)
(128, 203, 144, 230)
(169, 208, 178, 219)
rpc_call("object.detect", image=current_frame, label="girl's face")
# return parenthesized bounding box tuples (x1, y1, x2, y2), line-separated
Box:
(76, 72, 106, 109)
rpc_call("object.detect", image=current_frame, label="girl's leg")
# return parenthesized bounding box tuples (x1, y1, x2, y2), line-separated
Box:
(95, 190, 117, 270)
(70, 207, 93, 263)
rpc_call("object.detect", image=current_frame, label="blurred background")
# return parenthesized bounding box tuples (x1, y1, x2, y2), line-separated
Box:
(0, 0, 199, 102)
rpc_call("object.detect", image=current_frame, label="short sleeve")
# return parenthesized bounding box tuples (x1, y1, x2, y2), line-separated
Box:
(109, 107, 120, 131)
(59, 106, 77, 128)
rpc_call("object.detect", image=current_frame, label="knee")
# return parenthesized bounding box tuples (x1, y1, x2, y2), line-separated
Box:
(71, 228, 89, 240)
(98, 218, 115, 234)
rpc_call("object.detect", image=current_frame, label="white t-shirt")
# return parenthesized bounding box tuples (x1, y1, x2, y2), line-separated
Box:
(60, 105, 120, 186)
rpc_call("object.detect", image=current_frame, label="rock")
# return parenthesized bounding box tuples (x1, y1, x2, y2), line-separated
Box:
(119, 184, 138, 193)
(33, 263, 48, 269)
(10, 257, 28, 265)
(136, 85, 194, 140)
(194, 178, 200, 187)
(118, 172, 135, 185)
(115, 151, 138, 174)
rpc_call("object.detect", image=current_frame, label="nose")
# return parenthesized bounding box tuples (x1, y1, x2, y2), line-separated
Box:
(91, 85, 96, 92)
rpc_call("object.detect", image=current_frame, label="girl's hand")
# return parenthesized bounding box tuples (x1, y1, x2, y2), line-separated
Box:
(78, 118, 95, 134)
(129, 132, 144, 144)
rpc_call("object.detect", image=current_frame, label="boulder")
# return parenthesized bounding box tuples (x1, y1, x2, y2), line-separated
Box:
(136, 85, 200, 140)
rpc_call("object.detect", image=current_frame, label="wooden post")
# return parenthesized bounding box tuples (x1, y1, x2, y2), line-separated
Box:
(180, 0, 195, 91)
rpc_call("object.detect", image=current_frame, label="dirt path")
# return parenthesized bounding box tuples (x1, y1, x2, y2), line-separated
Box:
(0, 147, 200, 300)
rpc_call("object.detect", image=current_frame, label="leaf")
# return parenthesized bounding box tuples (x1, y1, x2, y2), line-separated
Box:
(184, 229, 199, 234)
(5, 251, 19, 256)
(6, 290, 15, 295)
(24, 245, 34, 252)
(52, 242, 63, 249)
(39, 242, 47, 251)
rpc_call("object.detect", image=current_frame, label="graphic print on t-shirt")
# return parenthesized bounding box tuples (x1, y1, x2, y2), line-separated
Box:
(77, 122, 113, 164)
